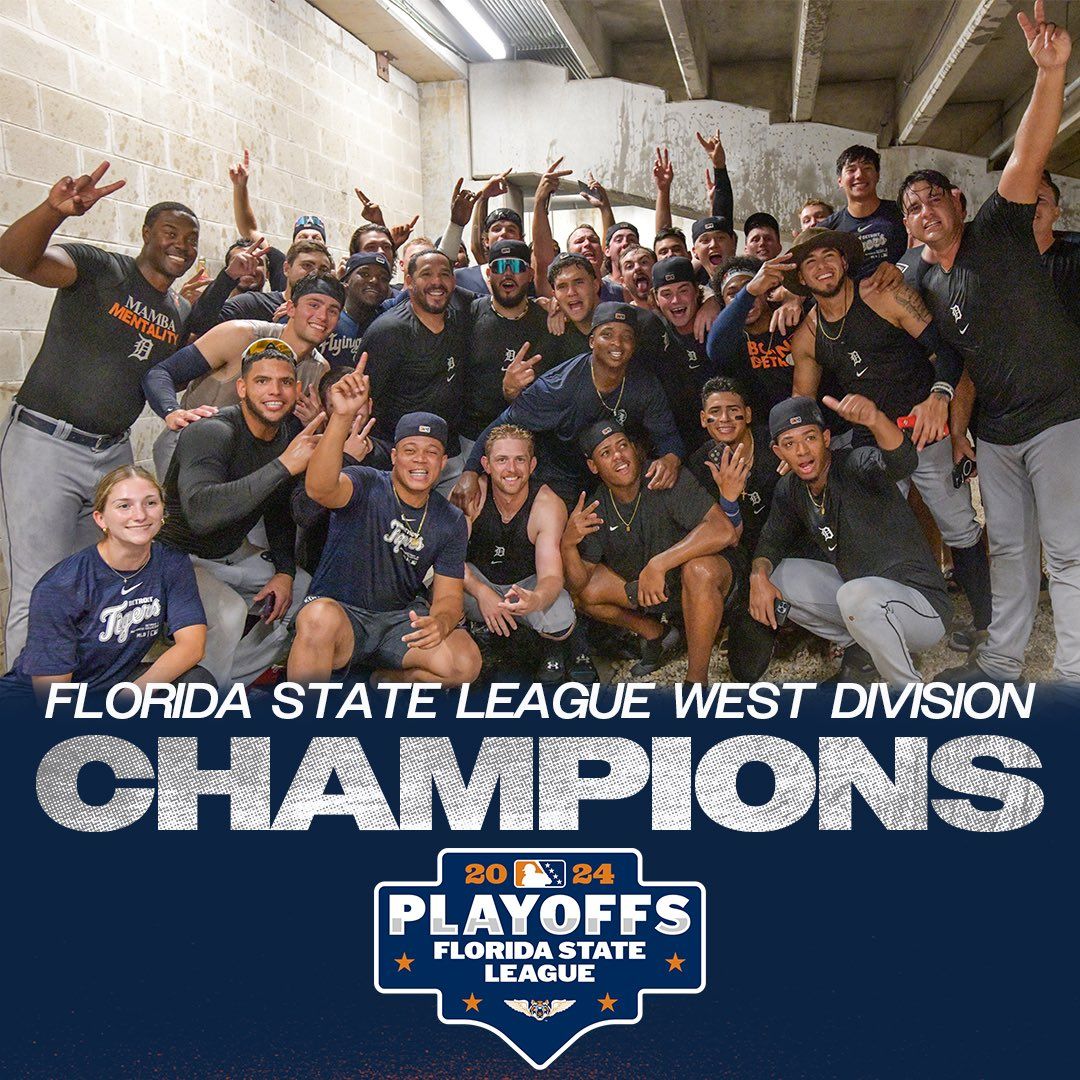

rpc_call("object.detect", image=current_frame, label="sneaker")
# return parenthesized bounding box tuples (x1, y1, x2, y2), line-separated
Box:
(567, 650, 599, 683)
(948, 626, 989, 654)
(822, 643, 878, 684)
(468, 621, 501, 672)
(538, 647, 566, 684)
(935, 660, 1005, 685)
(630, 623, 682, 677)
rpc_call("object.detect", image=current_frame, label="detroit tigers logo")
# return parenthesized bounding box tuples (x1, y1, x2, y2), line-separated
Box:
(128, 334, 154, 363)
(819, 525, 837, 552)
(848, 350, 867, 378)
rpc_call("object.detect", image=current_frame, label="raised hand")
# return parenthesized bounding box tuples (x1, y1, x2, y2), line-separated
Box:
(279, 412, 327, 475)
(653, 147, 673, 192)
(327, 360, 370, 418)
(581, 171, 611, 210)
(389, 215, 419, 250)
(354, 186, 385, 225)
(1019, 0, 1071, 69)
(47, 161, 125, 218)
(228, 148, 250, 187)
(292, 383, 322, 426)
(502, 340, 541, 399)
(178, 265, 212, 305)
(706, 443, 752, 502)
(822, 393, 880, 428)
(226, 237, 270, 281)
(449, 177, 481, 228)
(563, 493, 603, 546)
(479, 168, 513, 201)
(695, 128, 726, 169)
(343, 414, 377, 462)
(535, 156, 573, 205)
(747, 253, 797, 296)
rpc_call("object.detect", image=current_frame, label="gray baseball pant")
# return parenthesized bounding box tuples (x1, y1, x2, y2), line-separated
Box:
(976, 417, 1080, 682)
(771, 558, 945, 683)
(897, 435, 982, 547)
(463, 566, 576, 636)
(191, 541, 310, 686)
(0, 405, 132, 664)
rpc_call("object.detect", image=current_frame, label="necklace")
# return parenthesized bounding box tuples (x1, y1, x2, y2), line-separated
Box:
(591, 360, 626, 417)
(393, 487, 429, 537)
(609, 487, 642, 532)
(100, 544, 152, 584)
(807, 483, 827, 516)
(816, 281, 851, 342)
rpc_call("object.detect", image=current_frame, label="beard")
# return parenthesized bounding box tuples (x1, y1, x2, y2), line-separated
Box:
(413, 287, 450, 314)
(494, 281, 530, 309)
(242, 396, 291, 428)
(808, 278, 847, 299)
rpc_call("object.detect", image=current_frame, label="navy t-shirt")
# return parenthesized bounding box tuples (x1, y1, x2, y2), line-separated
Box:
(4, 543, 205, 691)
(822, 200, 907, 277)
(309, 467, 467, 611)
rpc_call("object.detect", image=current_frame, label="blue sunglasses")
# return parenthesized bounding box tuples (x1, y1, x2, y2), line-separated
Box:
(490, 257, 529, 274)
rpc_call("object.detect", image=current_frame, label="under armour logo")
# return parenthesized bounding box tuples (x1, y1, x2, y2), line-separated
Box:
(128, 335, 154, 362)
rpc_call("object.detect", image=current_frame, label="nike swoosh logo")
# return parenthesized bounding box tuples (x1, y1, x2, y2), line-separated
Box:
(855, 368, 866, 377)
(120, 582, 143, 595)
(857, 223, 873, 232)
(958, 324, 969, 335)
(608, 524, 621, 531)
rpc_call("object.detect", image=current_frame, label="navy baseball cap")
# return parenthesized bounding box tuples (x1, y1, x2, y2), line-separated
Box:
(488, 239, 531, 262)
(590, 301, 638, 333)
(604, 221, 639, 246)
(744, 211, 780, 237)
(692, 215, 735, 241)
(394, 411, 448, 448)
(343, 251, 392, 280)
(769, 396, 825, 442)
(293, 214, 326, 239)
(484, 207, 523, 231)
(580, 418, 626, 458)
(651, 256, 696, 289)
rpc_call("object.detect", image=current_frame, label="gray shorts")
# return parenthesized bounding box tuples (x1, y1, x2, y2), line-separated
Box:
(300, 596, 429, 672)
(463, 567, 575, 636)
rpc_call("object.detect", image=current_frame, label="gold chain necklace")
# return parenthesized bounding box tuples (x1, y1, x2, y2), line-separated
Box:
(591, 360, 626, 417)
(807, 483, 827, 516)
(393, 487, 429, 537)
(816, 281, 851, 342)
(609, 487, 642, 532)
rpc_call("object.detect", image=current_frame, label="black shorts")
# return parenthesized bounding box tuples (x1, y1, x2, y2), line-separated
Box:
(719, 545, 751, 621)
(299, 596, 430, 673)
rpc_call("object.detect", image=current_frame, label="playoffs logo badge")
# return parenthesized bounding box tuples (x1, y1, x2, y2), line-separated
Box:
(375, 848, 705, 1069)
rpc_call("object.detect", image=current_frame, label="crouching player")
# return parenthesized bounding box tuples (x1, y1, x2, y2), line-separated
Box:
(561, 419, 737, 682)
(288, 365, 480, 686)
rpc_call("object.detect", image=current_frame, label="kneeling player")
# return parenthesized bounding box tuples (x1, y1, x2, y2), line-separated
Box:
(463, 424, 575, 679)
(561, 420, 738, 682)
(289, 369, 480, 686)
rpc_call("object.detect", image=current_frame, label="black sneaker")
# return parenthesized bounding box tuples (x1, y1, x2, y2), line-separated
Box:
(948, 626, 989, 654)
(822, 643, 878, 684)
(468, 621, 501, 672)
(935, 660, 1005, 685)
(630, 623, 682, 677)
(568, 650, 599, 683)
(538, 648, 566, 683)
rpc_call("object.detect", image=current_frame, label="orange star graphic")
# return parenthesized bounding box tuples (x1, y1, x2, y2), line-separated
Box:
(463, 992, 482, 1012)
(598, 992, 617, 1012)
(666, 953, 685, 971)
(394, 953, 414, 972)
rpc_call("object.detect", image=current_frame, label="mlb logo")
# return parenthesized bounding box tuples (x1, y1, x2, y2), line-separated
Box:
(514, 859, 566, 888)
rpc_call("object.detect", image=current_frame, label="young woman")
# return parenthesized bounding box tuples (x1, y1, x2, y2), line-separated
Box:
(4, 466, 208, 696)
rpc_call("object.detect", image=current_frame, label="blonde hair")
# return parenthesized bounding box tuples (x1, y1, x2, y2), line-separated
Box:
(485, 424, 535, 457)
(94, 465, 162, 515)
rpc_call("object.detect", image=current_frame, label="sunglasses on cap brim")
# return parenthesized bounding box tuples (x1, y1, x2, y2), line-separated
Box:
(243, 337, 297, 362)
(490, 257, 529, 275)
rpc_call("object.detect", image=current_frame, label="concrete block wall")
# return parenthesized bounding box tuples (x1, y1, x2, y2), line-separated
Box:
(0, 0, 425, 665)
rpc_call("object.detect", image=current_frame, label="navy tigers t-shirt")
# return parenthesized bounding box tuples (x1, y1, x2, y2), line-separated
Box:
(309, 467, 467, 611)
(4, 543, 205, 691)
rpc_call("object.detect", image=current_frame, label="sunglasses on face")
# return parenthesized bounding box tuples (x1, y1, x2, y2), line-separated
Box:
(491, 258, 528, 275)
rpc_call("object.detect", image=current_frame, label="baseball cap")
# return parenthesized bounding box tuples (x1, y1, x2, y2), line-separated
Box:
(241, 336, 297, 367)
(487, 239, 532, 263)
(604, 221, 639, 246)
(651, 256, 696, 289)
(343, 252, 392, 280)
(580, 418, 626, 458)
(744, 211, 781, 237)
(484, 207, 523, 231)
(692, 215, 735, 241)
(394, 411, 448, 448)
(782, 226, 864, 296)
(590, 301, 638, 333)
(769, 396, 825, 442)
(293, 214, 326, 239)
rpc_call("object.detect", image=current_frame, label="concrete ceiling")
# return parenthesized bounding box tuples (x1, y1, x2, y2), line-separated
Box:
(313, 0, 1080, 177)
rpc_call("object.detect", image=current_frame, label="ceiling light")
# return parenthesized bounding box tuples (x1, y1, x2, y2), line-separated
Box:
(441, 0, 507, 60)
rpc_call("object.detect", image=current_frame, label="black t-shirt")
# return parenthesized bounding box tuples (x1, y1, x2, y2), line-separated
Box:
(531, 322, 591, 377)
(364, 301, 468, 456)
(1039, 239, 1080, 329)
(266, 246, 287, 292)
(219, 289, 284, 323)
(822, 200, 907, 276)
(310, 467, 467, 611)
(755, 439, 950, 623)
(647, 321, 716, 453)
(687, 426, 778, 554)
(464, 298, 550, 439)
(16, 244, 184, 435)
(900, 192, 1080, 445)
(160, 406, 298, 575)
(579, 468, 715, 585)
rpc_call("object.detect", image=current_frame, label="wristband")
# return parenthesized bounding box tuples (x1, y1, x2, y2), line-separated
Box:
(718, 495, 742, 528)
(930, 381, 954, 400)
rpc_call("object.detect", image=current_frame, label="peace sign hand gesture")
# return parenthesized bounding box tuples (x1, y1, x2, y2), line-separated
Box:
(47, 161, 125, 218)
(1019, 0, 1071, 69)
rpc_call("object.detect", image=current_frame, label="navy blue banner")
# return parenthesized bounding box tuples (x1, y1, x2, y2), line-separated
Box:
(2, 682, 1076, 1077)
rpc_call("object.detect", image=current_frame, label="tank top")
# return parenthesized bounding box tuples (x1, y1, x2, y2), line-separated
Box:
(467, 479, 540, 586)
(815, 287, 933, 422)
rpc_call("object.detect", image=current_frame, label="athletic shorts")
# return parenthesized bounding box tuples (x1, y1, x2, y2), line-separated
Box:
(299, 596, 429, 673)
(719, 545, 751, 622)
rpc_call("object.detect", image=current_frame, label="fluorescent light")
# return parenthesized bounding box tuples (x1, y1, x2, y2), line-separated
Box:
(442, 0, 507, 60)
